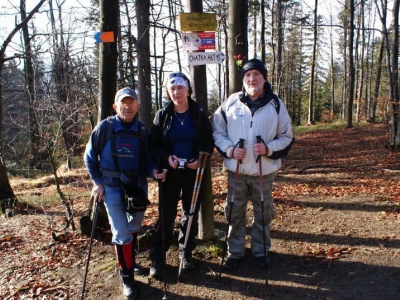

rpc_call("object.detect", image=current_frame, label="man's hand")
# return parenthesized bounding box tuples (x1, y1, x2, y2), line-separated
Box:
(92, 184, 104, 202)
(154, 169, 168, 182)
(232, 147, 246, 160)
(253, 142, 268, 156)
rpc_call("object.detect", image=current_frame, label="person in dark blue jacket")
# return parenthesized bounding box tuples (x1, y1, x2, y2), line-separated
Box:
(148, 73, 214, 278)
(84, 88, 166, 300)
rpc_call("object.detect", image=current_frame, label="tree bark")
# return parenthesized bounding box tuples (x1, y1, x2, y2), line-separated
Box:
(228, 0, 244, 94)
(98, 0, 119, 123)
(307, 0, 317, 125)
(136, 0, 152, 128)
(370, 34, 384, 122)
(347, 0, 355, 128)
(187, 0, 214, 240)
(20, 0, 40, 170)
(391, 0, 399, 148)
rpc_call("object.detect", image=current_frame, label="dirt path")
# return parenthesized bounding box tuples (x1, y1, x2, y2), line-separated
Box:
(1, 123, 399, 300)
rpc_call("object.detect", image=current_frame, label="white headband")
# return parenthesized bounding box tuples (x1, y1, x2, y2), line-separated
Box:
(167, 76, 189, 90)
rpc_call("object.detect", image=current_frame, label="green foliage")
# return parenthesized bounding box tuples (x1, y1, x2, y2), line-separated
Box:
(207, 243, 223, 256)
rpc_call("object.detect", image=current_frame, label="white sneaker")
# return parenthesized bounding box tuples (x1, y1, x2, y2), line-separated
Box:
(122, 281, 137, 300)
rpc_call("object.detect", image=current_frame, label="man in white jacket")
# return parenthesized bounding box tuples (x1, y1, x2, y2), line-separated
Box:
(213, 58, 294, 271)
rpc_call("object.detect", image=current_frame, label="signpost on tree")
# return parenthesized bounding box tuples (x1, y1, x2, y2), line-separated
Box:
(184, 1, 215, 240)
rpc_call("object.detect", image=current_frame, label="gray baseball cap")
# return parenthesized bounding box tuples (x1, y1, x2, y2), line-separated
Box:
(114, 88, 138, 103)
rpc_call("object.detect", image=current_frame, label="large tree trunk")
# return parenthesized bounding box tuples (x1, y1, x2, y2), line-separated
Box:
(228, 0, 244, 94)
(98, 0, 119, 122)
(187, 0, 214, 241)
(355, 0, 365, 123)
(260, 0, 265, 62)
(329, 13, 335, 120)
(369, 34, 384, 122)
(307, 0, 318, 125)
(347, 0, 355, 128)
(391, 0, 399, 148)
(276, 0, 284, 96)
(136, 0, 152, 128)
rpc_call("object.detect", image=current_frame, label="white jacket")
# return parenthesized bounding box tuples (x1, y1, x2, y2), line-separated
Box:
(213, 90, 294, 176)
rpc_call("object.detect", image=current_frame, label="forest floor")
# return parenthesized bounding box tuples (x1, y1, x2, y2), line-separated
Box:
(1, 122, 400, 300)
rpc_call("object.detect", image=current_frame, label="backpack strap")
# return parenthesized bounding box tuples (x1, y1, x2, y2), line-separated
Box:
(100, 117, 147, 185)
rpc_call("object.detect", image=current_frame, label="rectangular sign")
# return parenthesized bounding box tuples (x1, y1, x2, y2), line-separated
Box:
(182, 32, 215, 51)
(179, 12, 217, 32)
(187, 51, 225, 66)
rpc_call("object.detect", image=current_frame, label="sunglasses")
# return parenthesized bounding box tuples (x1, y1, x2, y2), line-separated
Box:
(168, 72, 188, 80)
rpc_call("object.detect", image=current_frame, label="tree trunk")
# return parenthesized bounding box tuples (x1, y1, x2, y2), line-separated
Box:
(20, 0, 40, 170)
(329, 13, 335, 120)
(260, 0, 265, 62)
(307, 0, 317, 125)
(98, 0, 119, 123)
(96, 0, 119, 224)
(370, 34, 384, 122)
(136, 0, 152, 128)
(356, 0, 365, 123)
(391, 0, 399, 148)
(228, 0, 244, 94)
(276, 0, 284, 96)
(347, 0, 355, 128)
(187, 0, 214, 241)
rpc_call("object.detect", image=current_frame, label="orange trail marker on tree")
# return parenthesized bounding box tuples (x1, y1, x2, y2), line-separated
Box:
(94, 31, 114, 43)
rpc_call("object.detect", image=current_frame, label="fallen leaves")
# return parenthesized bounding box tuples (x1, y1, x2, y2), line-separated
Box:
(304, 245, 355, 260)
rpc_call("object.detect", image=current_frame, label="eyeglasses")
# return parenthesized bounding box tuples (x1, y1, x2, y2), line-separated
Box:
(168, 72, 187, 80)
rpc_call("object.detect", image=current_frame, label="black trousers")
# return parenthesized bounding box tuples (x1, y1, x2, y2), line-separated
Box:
(150, 167, 203, 262)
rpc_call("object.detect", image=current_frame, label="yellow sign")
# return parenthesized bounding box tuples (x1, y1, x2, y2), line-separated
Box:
(179, 13, 217, 32)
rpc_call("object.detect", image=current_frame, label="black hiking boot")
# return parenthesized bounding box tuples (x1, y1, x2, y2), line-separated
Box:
(223, 257, 241, 271)
(255, 255, 271, 269)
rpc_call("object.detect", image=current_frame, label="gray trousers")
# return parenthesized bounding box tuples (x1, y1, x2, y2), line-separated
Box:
(225, 171, 274, 259)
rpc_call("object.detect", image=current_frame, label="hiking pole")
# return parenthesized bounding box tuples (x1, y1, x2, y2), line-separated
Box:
(219, 138, 244, 283)
(177, 152, 210, 281)
(157, 175, 168, 300)
(256, 135, 269, 286)
(81, 200, 99, 300)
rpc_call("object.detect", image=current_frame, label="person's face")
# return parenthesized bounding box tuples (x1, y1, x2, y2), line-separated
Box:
(113, 97, 140, 122)
(242, 69, 267, 99)
(167, 85, 188, 106)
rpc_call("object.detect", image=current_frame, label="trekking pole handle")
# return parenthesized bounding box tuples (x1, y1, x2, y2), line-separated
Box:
(199, 151, 211, 169)
(232, 138, 245, 164)
(255, 135, 264, 163)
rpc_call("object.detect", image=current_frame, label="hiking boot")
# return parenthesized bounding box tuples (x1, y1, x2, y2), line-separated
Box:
(223, 257, 240, 270)
(119, 269, 137, 300)
(183, 257, 195, 270)
(149, 261, 162, 278)
(133, 263, 145, 275)
(255, 255, 271, 269)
